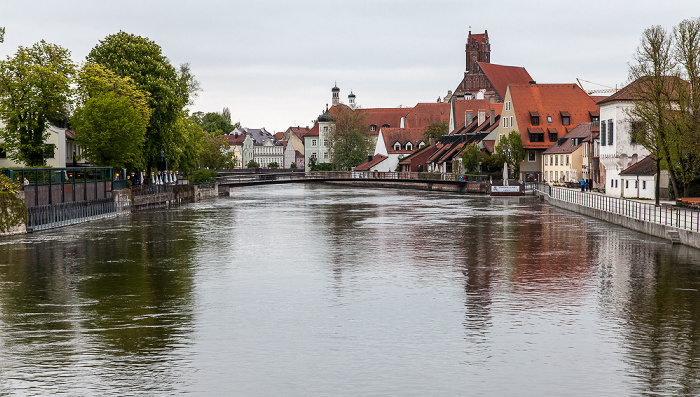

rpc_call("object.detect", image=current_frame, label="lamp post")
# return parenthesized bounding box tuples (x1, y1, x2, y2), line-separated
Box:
(41, 143, 45, 166)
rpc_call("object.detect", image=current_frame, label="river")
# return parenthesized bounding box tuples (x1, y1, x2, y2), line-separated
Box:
(1, 184, 700, 396)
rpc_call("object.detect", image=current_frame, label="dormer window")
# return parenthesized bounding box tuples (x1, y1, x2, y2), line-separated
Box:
(382, 124, 390, 128)
(529, 111, 540, 126)
(560, 111, 571, 126)
(418, 141, 425, 149)
(406, 142, 413, 151)
(393, 142, 401, 151)
(370, 125, 377, 132)
(547, 116, 553, 123)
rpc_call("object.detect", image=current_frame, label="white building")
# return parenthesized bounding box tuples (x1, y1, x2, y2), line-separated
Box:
(232, 127, 283, 168)
(598, 80, 651, 197)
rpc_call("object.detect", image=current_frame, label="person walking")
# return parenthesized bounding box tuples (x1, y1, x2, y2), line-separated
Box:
(580, 178, 586, 192)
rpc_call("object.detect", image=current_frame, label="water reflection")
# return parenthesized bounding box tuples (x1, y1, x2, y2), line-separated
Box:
(1, 185, 700, 395)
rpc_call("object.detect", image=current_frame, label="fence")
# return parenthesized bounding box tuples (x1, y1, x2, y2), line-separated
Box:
(27, 197, 131, 232)
(535, 183, 700, 232)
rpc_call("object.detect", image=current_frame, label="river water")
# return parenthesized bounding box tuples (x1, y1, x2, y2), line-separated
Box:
(1, 184, 700, 396)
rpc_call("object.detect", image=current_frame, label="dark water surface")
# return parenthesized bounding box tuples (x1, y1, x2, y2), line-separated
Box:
(2, 184, 700, 396)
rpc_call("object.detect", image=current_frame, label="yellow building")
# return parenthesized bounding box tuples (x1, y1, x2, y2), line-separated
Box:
(542, 123, 593, 185)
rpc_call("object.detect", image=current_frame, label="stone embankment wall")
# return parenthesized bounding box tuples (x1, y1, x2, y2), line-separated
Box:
(538, 191, 700, 249)
(0, 191, 27, 236)
(131, 184, 218, 211)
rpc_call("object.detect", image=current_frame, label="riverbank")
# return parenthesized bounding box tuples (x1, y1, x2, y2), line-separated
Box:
(535, 184, 700, 249)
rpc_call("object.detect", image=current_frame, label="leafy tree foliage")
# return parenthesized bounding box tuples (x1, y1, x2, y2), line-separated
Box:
(72, 63, 151, 169)
(199, 133, 236, 169)
(87, 31, 194, 176)
(268, 162, 279, 168)
(71, 92, 147, 169)
(461, 144, 481, 173)
(201, 112, 235, 134)
(423, 120, 448, 143)
(494, 130, 525, 179)
(0, 40, 75, 166)
(246, 160, 260, 168)
(329, 107, 372, 170)
(170, 114, 205, 174)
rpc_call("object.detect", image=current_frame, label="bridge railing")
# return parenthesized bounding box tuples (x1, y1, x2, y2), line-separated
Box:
(534, 182, 700, 232)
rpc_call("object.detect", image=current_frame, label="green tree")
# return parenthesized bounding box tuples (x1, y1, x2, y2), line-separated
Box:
(246, 160, 260, 168)
(495, 130, 526, 179)
(87, 31, 195, 179)
(170, 114, 205, 174)
(201, 112, 234, 134)
(71, 92, 147, 169)
(461, 144, 480, 173)
(0, 40, 76, 166)
(268, 162, 279, 168)
(72, 63, 151, 169)
(329, 107, 372, 170)
(199, 133, 235, 169)
(423, 120, 448, 143)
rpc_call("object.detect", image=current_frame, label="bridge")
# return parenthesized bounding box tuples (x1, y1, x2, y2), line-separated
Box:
(217, 171, 509, 194)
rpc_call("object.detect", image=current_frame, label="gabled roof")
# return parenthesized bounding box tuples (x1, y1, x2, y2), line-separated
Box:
(225, 133, 246, 146)
(478, 62, 534, 100)
(403, 103, 450, 129)
(354, 154, 388, 171)
(598, 76, 688, 105)
(287, 126, 311, 139)
(508, 83, 599, 150)
(620, 155, 657, 176)
(305, 123, 320, 137)
(399, 145, 438, 166)
(274, 132, 285, 141)
(381, 128, 425, 154)
(543, 122, 592, 155)
(358, 107, 411, 135)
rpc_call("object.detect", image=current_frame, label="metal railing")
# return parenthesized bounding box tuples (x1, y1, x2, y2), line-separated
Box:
(535, 183, 700, 232)
(27, 197, 131, 231)
(218, 171, 491, 184)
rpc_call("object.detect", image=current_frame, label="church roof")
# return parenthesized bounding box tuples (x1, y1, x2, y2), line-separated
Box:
(477, 62, 533, 100)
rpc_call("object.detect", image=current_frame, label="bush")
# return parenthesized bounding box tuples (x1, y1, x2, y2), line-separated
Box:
(191, 169, 218, 185)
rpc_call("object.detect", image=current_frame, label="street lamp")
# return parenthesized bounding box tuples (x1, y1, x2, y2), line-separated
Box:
(41, 144, 45, 166)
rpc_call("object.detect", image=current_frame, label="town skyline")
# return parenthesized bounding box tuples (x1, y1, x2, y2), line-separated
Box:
(2, 0, 699, 132)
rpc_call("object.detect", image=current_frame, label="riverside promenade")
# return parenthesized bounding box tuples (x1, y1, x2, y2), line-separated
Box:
(534, 183, 700, 249)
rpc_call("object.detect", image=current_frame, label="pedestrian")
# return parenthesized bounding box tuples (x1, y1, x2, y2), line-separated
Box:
(580, 178, 585, 192)
(585, 180, 589, 191)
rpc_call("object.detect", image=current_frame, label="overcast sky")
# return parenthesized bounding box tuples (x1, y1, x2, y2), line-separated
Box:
(3, 1, 700, 132)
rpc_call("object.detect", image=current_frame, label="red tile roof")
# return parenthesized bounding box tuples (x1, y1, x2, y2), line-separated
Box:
(597, 76, 687, 106)
(357, 107, 412, 135)
(508, 83, 599, 150)
(543, 122, 592, 155)
(620, 155, 657, 176)
(354, 154, 388, 171)
(225, 134, 246, 146)
(403, 103, 450, 129)
(274, 132, 285, 141)
(381, 128, 425, 154)
(478, 62, 534, 100)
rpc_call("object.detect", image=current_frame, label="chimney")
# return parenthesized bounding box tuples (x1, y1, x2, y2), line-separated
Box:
(368, 155, 373, 162)
(465, 111, 473, 126)
(490, 108, 495, 125)
(429, 136, 436, 146)
(478, 110, 486, 125)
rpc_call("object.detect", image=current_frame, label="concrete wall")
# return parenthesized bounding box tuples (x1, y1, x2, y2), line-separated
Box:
(539, 191, 700, 249)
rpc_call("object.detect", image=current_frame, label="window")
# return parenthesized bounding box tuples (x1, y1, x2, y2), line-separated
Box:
(394, 142, 401, 151)
(625, 180, 629, 189)
(382, 124, 390, 128)
(510, 116, 513, 127)
(418, 141, 425, 149)
(531, 116, 539, 126)
(600, 122, 606, 146)
(545, 155, 548, 166)
(555, 156, 558, 166)
(528, 151, 536, 162)
(566, 155, 569, 165)
(550, 171, 553, 181)
(562, 116, 570, 126)
(323, 126, 328, 133)
(370, 125, 377, 132)
(635, 180, 638, 188)
(555, 171, 559, 181)
(505, 101, 511, 111)
(503, 118, 508, 128)
(324, 139, 328, 147)
(324, 152, 329, 159)
(406, 142, 413, 151)
(312, 139, 317, 146)
(643, 181, 647, 189)
(608, 119, 614, 145)
(547, 116, 553, 123)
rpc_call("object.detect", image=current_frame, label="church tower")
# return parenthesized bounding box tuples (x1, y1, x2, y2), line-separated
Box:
(331, 83, 340, 106)
(465, 30, 490, 74)
(348, 91, 356, 109)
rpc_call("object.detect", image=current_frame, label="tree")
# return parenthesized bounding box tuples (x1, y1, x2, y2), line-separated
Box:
(199, 133, 236, 169)
(200, 112, 235, 134)
(461, 144, 480, 173)
(170, 114, 205, 174)
(0, 41, 75, 166)
(268, 162, 279, 168)
(495, 130, 525, 179)
(329, 107, 372, 170)
(71, 92, 147, 169)
(246, 160, 260, 168)
(72, 63, 151, 169)
(87, 31, 194, 179)
(423, 120, 448, 143)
